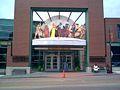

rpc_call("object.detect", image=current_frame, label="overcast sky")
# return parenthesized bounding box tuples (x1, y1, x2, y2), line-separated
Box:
(0, 0, 120, 19)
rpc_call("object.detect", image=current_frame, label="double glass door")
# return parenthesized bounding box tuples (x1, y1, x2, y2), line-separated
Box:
(60, 55, 73, 71)
(45, 55, 59, 71)
(45, 55, 72, 71)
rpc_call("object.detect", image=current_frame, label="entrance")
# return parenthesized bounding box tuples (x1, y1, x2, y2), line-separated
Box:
(45, 54, 73, 71)
(45, 55, 59, 71)
(60, 55, 73, 71)
(31, 50, 83, 72)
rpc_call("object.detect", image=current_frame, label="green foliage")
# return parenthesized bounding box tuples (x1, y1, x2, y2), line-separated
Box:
(38, 65, 43, 71)
(75, 66, 80, 72)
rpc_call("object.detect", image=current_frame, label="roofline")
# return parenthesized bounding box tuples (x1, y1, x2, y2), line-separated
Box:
(0, 18, 14, 21)
(104, 18, 120, 19)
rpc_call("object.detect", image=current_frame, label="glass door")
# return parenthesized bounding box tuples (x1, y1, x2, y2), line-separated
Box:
(45, 56, 51, 71)
(60, 55, 73, 71)
(45, 55, 59, 71)
(52, 56, 58, 71)
(66, 55, 73, 71)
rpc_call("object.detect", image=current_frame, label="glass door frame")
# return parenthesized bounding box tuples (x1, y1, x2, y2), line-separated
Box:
(60, 55, 73, 71)
(66, 55, 73, 71)
(45, 55, 59, 71)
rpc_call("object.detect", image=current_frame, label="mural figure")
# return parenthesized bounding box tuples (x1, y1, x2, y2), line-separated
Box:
(57, 22, 62, 37)
(69, 24, 76, 38)
(44, 25, 49, 37)
(34, 24, 41, 39)
(74, 24, 86, 39)
(50, 22, 58, 38)
(64, 23, 70, 37)
(79, 25, 86, 39)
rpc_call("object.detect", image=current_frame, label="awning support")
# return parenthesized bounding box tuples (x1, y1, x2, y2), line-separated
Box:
(72, 12, 83, 25)
(47, 12, 52, 22)
(67, 12, 72, 22)
(35, 11, 44, 22)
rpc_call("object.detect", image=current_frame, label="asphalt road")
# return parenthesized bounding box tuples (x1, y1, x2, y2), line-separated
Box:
(0, 84, 120, 90)
(0, 73, 120, 90)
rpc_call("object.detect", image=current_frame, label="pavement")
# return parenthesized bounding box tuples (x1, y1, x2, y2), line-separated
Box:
(0, 71, 119, 79)
(0, 72, 120, 90)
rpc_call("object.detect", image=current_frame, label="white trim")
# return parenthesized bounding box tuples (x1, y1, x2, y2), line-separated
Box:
(32, 37, 86, 46)
(34, 47, 84, 50)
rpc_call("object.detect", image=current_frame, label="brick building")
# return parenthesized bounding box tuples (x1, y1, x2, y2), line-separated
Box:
(0, 0, 119, 75)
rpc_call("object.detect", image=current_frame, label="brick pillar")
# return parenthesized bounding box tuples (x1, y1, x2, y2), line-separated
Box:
(106, 43, 112, 73)
(6, 46, 30, 75)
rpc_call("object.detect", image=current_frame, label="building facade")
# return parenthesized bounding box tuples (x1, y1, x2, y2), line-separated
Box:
(0, 19, 13, 74)
(0, 0, 119, 75)
(105, 18, 120, 73)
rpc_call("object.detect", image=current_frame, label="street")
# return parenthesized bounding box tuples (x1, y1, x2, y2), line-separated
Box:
(0, 84, 120, 90)
(0, 73, 120, 90)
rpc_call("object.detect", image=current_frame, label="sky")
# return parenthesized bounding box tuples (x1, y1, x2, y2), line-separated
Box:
(0, 0, 120, 19)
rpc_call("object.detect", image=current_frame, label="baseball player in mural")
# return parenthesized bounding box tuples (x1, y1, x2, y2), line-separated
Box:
(68, 23, 86, 39)
(69, 24, 76, 38)
(34, 24, 42, 39)
(64, 23, 71, 37)
(44, 24, 50, 37)
(74, 24, 86, 39)
(50, 22, 58, 38)
(56, 22, 71, 37)
(34, 23, 50, 38)
(34, 23, 45, 38)
(79, 25, 86, 39)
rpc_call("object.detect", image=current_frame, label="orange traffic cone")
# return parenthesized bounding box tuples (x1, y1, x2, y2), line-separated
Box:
(61, 70, 66, 78)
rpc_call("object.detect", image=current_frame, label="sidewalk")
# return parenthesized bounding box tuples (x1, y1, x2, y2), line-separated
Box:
(0, 72, 119, 79)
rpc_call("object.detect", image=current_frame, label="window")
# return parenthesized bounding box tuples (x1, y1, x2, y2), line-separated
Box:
(0, 26, 13, 31)
(0, 47, 7, 69)
(117, 24, 120, 39)
(111, 46, 120, 67)
(0, 30, 13, 40)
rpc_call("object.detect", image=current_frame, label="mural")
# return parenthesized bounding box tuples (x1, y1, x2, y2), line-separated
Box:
(33, 12, 86, 40)
(34, 22, 86, 39)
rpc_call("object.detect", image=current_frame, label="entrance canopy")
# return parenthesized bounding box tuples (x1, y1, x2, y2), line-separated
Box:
(32, 37, 86, 46)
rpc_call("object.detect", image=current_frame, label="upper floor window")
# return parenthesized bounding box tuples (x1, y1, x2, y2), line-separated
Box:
(117, 24, 120, 39)
(0, 25, 13, 31)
